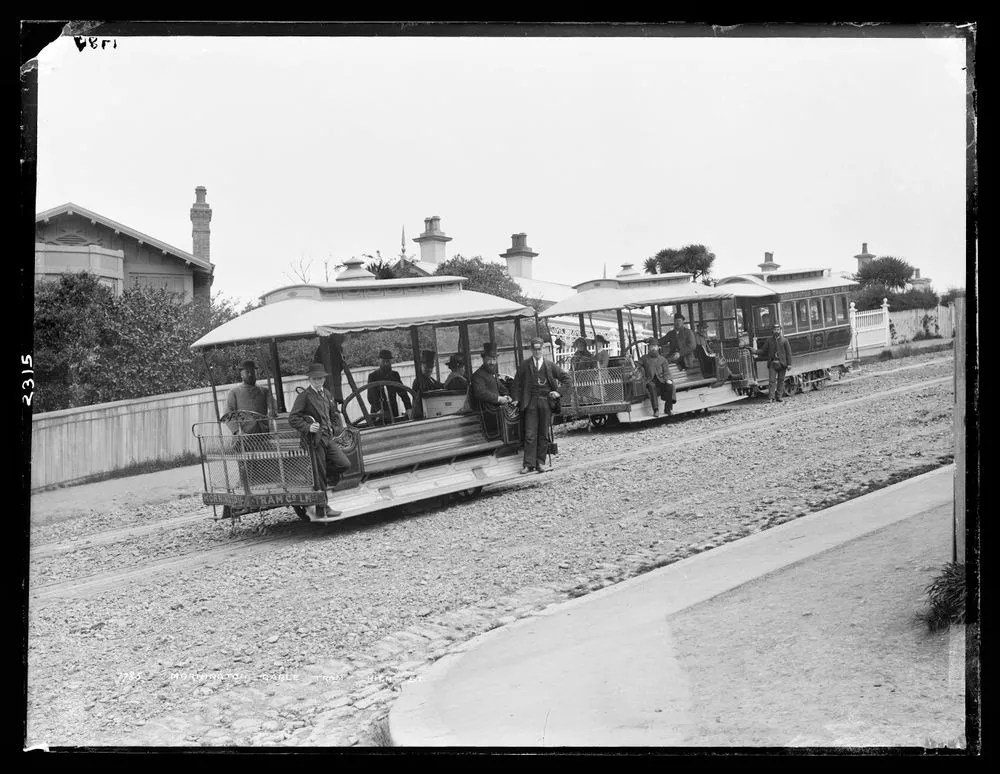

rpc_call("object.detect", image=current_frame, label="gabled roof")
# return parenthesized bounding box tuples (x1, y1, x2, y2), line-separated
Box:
(35, 202, 213, 273)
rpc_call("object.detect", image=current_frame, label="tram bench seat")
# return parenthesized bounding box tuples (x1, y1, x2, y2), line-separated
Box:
(361, 413, 502, 475)
(668, 362, 717, 392)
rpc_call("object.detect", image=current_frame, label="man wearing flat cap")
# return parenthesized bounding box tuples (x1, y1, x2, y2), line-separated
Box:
(225, 359, 276, 435)
(660, 312, 697, 370)
(411, 349, 445, 420)
(470, 342, 514, 412)
(366, 348, 411, 424)
(288, 363, 352, 516)
(514, 337, 571, 474)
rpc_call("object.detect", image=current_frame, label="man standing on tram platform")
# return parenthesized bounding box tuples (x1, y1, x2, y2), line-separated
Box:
(225, 359, 276, 435)
(754, 324, 793, 402)
(288, 363, 351, 518)
(514, 337, 571, 474)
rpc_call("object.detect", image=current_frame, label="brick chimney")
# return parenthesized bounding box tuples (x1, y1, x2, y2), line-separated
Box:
(413, 216, 452, 265)
(854, 241, 875, 271)
(500, 233, 538, 279)
(758, 251, 780, 272)
(190, 186, 212, 261)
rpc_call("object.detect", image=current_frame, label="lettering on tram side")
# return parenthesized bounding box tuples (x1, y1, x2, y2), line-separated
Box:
(202, 491, 326, 507)
(22, 355, 34, 406)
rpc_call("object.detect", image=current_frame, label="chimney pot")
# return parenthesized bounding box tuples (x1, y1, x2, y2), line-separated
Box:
(862, 242, 868, 254)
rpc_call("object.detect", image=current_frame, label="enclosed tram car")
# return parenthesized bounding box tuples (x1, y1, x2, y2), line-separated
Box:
(189, 262, 537, 523)
(714, 268, 858, 395)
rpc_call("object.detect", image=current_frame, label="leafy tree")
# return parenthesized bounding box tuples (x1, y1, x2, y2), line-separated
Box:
(364, 252, 397, 280)
(643, 244, 716, 281)
(939, 287, 966, 307)
(33, 273, 114, 411)
(850, 285, 941, 312)
(854, 256, 914, 291)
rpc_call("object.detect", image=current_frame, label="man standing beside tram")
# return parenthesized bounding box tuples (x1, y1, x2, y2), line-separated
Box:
(514, 337, 570, 474)
(754, 324, 793, 402)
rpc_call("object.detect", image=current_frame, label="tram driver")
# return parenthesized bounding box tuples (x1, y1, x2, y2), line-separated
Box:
(366, 349, 411, 425)
(225, 359, 276, 435)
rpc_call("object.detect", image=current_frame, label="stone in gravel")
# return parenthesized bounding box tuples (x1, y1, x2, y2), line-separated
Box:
(266, 635, 279, 643)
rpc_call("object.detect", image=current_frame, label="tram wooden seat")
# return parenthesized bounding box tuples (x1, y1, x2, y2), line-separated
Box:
(361, 413, 502, 475)
(667, 362, 717, 391)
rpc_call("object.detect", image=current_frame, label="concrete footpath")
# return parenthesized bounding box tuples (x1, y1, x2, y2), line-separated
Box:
(388, 465, 966, 748)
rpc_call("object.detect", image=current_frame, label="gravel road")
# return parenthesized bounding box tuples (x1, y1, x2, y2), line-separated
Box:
(26, 353, 956, 747)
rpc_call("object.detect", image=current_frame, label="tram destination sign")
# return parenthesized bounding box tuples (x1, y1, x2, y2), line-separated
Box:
(203, 491, 327, 507)
(779, 288, 848, 301)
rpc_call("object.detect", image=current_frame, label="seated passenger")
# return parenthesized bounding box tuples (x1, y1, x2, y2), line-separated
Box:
(660, 313, 697, 370)
(469, 342, 514, 411)
(411, 349, 445, 420)
(570, 337, 597, 370)
(636, 340, 676, 417)
(366, 349, 412, 425)
(225, 358, 276, 435)
(443, 353, 469, 391)
(594, 334, 610, 368)
(694, 321, 724, 379)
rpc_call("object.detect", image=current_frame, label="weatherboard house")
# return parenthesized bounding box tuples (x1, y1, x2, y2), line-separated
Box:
(34, 186, 215, 302)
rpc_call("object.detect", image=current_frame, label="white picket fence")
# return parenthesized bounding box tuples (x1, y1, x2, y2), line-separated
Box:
(849, 299, 891, 354)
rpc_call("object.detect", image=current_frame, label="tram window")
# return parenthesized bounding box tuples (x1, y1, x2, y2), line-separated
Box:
(780, 301, 796, 333)
(723, 319, 738, 339)
(722, 298, 735, 318)
(809, 299, 822, 327)
(701, 301, 721, 321)
(468, 322, 491, 352)
(435, 325, 461, 356)
(822, 296, 836, 326)
(735, 308, 746, 333)
(494, 320, 517, 348)
(700, 320, 720, 338)
(796, 300, 810, 329)
(835, 295, 848, 323)
(756, 305, 776, 331)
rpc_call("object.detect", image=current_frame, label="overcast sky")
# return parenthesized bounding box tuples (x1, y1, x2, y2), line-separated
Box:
(33, 29, 970, 306)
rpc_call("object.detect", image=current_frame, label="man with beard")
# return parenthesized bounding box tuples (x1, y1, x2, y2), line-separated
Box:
(225, 359, 276, 435)
(470, 342, 514, 411)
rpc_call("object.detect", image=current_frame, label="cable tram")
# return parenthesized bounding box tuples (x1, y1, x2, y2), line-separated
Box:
(714, 268, 858, 395)
(538, 272, 747, 426)
(189, 259, 536, 523)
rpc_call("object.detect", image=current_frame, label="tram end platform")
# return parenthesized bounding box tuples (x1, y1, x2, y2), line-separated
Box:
(388, 464, 964, 748)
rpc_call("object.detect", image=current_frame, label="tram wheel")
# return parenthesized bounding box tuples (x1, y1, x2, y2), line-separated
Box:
(292, 506, 310, 522)
(590, 414, 609, 428)
(463, 486, 485, 497)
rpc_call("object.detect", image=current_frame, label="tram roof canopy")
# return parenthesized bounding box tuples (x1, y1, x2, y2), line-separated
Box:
(540, 281, 737, 318)
(190, 276, 535, 350)
(716, 273, 858, 296)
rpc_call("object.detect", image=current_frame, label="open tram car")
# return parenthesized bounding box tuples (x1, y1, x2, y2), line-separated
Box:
(190, 262, 538, 523)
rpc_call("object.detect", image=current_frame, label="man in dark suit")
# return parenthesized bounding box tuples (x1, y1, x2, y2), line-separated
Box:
(636, 340, 675, 416)
(366, 349, 411, 424)
(288, 363, 352, 517)
(513, 337, 571, 474)
(411, 350, 445, 420)
(660, 312, 697, 370)
(470, 343, 514, 411)
(754, 324, 794, 402)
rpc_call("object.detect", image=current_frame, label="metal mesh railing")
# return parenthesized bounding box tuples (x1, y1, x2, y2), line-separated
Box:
(561, 367, 629, 409)
(722, 347, 755, 380)
(194, 423, 317, 496)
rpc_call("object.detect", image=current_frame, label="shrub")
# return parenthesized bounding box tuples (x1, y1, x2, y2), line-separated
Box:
(918, 562, 966, 631)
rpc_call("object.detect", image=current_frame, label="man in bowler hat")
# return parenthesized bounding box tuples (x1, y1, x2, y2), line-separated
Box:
(366, 348, 411, 423)
(411, 350, 445, 420)
(513, 337, 571, 474)
(288, 363, 352, 517)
